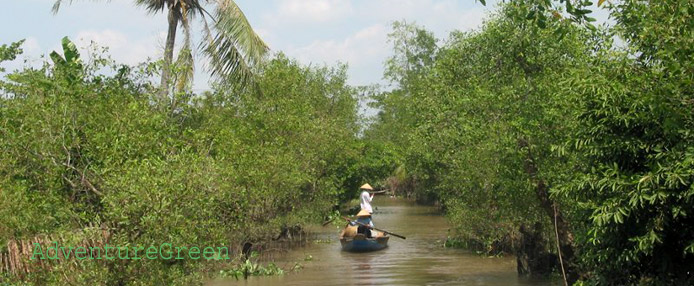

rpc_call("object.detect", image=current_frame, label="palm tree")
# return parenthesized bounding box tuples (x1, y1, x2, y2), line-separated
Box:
(52, 0, 269, 99)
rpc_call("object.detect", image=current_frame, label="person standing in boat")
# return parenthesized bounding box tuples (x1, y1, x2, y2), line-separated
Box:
(359, 183, 375, 214)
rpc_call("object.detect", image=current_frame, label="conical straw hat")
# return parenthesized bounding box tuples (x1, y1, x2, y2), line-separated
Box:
(360, 183, 374, 190)
(356, 209, 371, 217)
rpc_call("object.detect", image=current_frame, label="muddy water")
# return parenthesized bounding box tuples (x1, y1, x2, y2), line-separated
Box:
(208, 197, 559, 286)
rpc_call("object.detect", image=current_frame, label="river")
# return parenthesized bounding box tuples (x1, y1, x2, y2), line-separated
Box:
(208, 197, 559, 286)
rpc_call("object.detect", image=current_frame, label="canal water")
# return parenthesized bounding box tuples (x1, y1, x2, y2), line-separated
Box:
(208, 197, 559, 286)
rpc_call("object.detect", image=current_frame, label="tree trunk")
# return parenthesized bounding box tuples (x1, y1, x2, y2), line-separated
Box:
(517, 223, 557, 277)
(159, 3, 178, 102)
(518, 138, 579, 284)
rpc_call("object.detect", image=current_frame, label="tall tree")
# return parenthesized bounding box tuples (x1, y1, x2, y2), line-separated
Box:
(52, 0, 269, 100)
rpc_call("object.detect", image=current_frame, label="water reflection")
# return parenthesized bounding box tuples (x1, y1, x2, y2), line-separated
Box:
(350, 253, 373, 271)
(207, 197, 559, 286)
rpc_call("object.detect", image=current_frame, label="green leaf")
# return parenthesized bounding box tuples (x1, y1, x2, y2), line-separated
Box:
(61, 36, 80, 63)
(49, 50, 65, 66)
(527, 11, 536, 20)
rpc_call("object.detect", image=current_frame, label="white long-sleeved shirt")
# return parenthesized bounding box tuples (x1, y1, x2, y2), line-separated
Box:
(360, 190, 373, 213)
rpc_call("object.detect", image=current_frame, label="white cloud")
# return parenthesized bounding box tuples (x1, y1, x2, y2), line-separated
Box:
(5, 0, 498, 91)
(71, 29, 218, 90)
(289, 24, 387, 66)
(265, 0, 353, 25)
(360, 0, 490, 38)
(23, 37, 42, 56)
(74, 29, 161, 65)
(286, 24, 389, 86)
(272, 1, 492, 86)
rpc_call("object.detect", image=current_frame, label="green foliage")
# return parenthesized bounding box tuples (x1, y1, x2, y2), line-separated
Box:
(478, 0, 603, 29)
(4, 1, 693, 285)
(219, 255, 285, 280)
(371, 5, 590, 247)
(372, 1, 694, 284)
(554, 2, 694, 284)
(0, 40, 24, 72)
(0, 38, 361, 285)
(365, 21, 440, 200)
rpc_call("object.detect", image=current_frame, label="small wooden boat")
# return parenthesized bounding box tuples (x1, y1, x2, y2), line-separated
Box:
(339, 226, 389, 252)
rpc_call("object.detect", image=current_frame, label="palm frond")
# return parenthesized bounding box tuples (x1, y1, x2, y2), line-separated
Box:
(54, 0, 267, 90)
(51, 0, 65, 14)
(133, 0, 168, 14)
(199, 13, 217, 67)
(215, 0, 268, 61)
(203, 0, 269, 85)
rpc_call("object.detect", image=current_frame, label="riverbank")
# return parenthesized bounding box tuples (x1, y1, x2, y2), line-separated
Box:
(207, 197, 560, 286)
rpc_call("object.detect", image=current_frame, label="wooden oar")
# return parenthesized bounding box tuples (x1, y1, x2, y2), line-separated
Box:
(342, 216, 406, 239)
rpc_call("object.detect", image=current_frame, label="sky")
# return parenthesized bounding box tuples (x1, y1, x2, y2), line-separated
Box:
(2, 0, 500, 91)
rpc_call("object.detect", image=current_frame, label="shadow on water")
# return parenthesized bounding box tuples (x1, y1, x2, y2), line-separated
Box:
(207, 197, 560, 286)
